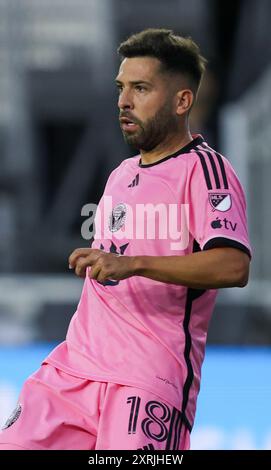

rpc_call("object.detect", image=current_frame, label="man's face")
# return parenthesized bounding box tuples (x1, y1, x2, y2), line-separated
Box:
(116, 57, 179, 151)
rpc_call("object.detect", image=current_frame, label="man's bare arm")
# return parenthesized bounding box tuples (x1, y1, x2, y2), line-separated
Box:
(69, 246, 250, 289)
(132, 247, 249, 289)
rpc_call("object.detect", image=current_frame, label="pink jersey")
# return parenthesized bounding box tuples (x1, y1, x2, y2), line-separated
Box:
(45, 135, 251, 431)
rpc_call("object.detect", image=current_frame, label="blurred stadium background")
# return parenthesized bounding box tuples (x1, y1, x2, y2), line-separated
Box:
(0, 0, 270, 449)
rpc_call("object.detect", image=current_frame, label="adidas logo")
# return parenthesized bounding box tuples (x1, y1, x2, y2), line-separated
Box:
(128, 173, 139, 187)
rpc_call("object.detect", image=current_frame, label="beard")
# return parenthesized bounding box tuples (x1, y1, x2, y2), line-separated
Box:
(121, 101, 179, 151)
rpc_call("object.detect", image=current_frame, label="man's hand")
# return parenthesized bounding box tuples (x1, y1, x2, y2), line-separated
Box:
(68, 248, 136, 283)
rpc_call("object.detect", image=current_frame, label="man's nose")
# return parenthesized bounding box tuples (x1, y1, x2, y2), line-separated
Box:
(118, 89, 134, 110)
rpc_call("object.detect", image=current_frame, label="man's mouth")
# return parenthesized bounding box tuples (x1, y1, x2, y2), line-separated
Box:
(119, 117, 139, 132)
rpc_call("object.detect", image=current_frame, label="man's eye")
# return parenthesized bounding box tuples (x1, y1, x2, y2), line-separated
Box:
(135, 85, 147, 92)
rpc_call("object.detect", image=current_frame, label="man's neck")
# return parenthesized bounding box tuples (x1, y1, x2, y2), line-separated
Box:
(140, 130, 193, 165)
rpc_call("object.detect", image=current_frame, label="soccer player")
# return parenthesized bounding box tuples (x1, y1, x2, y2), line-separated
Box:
(0, 29, 251, 450)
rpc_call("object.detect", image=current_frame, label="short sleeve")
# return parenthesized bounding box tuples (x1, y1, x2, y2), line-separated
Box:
(187, 150, 251, 257)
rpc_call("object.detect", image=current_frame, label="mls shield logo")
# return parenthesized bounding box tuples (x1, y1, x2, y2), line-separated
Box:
(109, 203, 126, 232)
(209, 193, 232, 212)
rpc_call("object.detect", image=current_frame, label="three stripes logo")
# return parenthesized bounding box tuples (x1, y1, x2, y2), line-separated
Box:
(128, 173, 139, 188)
(195, 144, 232, 213)
(195, 145, 229, 191)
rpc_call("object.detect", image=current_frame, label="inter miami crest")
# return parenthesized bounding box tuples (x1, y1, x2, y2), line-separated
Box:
(109, 203, 126, 232)
(208, 193, 232, 212)
(2, 403, 22, 429)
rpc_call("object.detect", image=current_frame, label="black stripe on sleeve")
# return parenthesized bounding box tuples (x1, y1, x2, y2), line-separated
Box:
(195, 151, 212, 190)
(206, 151, 221, 189)
(203, 144, 229, 190)
(203, 237, 251, 258)
(214, 152, 229, 189)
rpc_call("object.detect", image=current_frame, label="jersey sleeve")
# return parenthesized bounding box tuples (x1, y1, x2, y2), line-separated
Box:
(187, 151, 251, 257)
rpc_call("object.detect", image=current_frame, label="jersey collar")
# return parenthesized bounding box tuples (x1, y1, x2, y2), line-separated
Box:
(138, 135, 204, 168)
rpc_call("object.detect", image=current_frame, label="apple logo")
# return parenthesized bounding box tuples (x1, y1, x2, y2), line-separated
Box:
(211, 217, 222, 229)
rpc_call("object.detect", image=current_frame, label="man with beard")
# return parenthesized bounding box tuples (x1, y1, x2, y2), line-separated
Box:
(0, 29, 251, 450)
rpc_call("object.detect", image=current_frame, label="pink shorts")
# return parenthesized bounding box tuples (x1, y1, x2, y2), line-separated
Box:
(0, 363, 190, 450)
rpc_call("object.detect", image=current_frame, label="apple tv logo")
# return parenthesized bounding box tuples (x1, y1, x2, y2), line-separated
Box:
(211, 217, 222, 229)
(211, 217, 237, 231)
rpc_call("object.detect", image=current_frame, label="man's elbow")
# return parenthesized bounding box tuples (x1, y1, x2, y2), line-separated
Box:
(236, 270, 249, 287)
(234, 254, 250, 288)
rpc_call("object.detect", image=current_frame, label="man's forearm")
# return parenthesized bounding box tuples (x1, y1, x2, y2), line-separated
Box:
(132, 247, 249, 289)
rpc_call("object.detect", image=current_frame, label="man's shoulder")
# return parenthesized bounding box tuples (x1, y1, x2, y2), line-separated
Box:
(106, 155, 139, 184)
(113, 154, 140, 172)
(187, 140, 239, 192)
(122, 154, 140, 166)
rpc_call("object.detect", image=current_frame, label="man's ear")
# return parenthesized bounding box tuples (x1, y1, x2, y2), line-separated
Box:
(175, 89, 194, 116)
